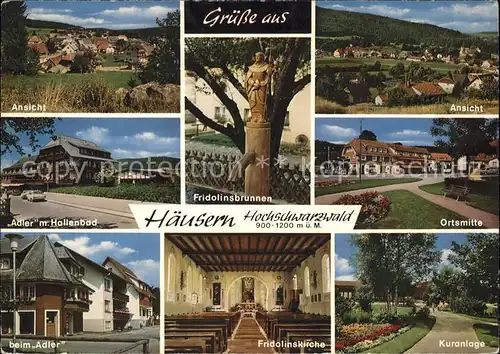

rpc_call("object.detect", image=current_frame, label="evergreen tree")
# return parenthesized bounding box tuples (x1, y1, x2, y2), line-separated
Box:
(1, 0, 30, 74)
(138, 10, 180, 85)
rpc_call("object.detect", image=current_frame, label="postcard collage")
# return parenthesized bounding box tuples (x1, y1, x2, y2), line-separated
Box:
(0, 0, 498, 353)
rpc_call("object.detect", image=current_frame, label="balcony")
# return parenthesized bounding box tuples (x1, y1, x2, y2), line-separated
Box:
(112, 291, 129, 303)
(113, 308, 132, 319)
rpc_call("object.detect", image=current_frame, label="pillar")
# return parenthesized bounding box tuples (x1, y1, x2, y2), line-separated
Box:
(245, 121, 271, 197)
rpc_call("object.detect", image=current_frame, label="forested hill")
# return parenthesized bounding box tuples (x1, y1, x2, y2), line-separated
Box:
(316, 6, 481, 48)
(26, 19, 82, 30)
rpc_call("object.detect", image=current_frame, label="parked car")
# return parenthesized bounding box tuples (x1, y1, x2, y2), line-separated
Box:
(27, 190, 46, 202)
(21, 191, 29, 200)
(11, 189, 22, 196)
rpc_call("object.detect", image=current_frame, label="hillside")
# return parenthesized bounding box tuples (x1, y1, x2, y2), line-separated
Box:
(316, 6, 487, 48)
(26, 19, 168, 39)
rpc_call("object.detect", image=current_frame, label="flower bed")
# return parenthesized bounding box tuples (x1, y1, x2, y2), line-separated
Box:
(336, 323, 412, 353)
(332, 191, 390, 226)
(315, 180, 355, 188)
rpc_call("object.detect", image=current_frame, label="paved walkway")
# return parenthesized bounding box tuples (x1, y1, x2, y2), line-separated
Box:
(405, 311, 497, 353)
(315, 179, 498, 228)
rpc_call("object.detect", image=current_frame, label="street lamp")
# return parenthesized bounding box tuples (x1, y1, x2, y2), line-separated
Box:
(5, 233, 24, 354)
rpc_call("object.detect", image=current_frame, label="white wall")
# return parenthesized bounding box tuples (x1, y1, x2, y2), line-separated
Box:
(82, 265, 113, 332)
(165, 238, 208, 315)
(127, 286, 142, 328)
(185, 73, 311, 145)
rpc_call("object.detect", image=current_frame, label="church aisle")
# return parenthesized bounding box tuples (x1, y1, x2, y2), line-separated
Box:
(228, 317, 274, 353)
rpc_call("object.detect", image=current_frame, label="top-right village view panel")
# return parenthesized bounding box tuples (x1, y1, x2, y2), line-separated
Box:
(315, 1, 499, 115)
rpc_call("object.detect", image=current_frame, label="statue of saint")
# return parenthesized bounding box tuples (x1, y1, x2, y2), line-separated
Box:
(245, 52, 274, 123)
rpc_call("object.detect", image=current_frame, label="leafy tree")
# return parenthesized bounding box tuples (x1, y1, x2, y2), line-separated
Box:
(46, 38, 57, 54)
(94, 166, 118, 186)
(316, 71, 350, 106)
(352, 233, 441, 314)
(430, 118, 499, 161)
(138, 10, 180, 85)
(115, 39, 128, 53)
(387, 87, 409, 107)
(1, 118, 57, 156)
(359, 130, 377, 141)
(388, 62, 404, 77)
(449, 233, 499, 302)
(479, 76, 499, 100)
(185, 37, 310, 158)
(71, 49, 102, 73)
(1, 0, 37, 75)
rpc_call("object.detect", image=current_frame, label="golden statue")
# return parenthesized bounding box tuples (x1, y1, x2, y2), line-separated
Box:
(245, 52, 274, 123)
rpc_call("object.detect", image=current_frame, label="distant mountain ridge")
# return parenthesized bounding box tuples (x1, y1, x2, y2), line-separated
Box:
(316, 6, 481, 47)
(26, 18, 164, 37)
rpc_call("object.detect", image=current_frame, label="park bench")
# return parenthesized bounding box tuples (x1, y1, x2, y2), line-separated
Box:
(442, 184, 470, 201)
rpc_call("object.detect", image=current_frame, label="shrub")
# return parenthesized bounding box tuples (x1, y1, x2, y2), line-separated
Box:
(333, 191, 390, 226)
(355, 293, 373, 313)
(416, 306, 430, 319)
(373, 312, 404, 324)
(451, 296, 486, 316)
(342, 310, 372, 324)
(336, 294, 354, 317)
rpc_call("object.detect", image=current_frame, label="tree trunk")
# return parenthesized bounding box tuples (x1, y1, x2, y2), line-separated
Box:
(394, 284, 399, 315)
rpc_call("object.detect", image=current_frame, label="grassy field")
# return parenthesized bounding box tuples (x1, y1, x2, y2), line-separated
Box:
(316, 56, 464, 73)
(315, 178, 421, 196)
(368, 190, 469, 229)
(2, 71, 134, 90)
(1, 71, 179, 113)
(473, 323, 499, 348)
(365, 317, 436, 354)
(419, 182, 499, 215)
(315, 96, 499, 114)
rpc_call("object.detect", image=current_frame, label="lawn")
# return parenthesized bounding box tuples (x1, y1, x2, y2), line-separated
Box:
(419, 182, 499, 215)
(369, 190, 470, 229)
(364, 317, 436, 354)
(2, 71, 134, 90)
(315, 178, 421, 196)
(473, 323, 499, 348)
(453, 313, 498, 324)
(50, 183, 180, 204)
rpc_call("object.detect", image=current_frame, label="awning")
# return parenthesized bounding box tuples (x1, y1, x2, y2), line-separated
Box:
(1, 183, 25, 187)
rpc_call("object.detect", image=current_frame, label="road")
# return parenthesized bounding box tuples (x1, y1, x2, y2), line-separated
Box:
(1, 326, 160, 354)
(6, 196, 137, 229)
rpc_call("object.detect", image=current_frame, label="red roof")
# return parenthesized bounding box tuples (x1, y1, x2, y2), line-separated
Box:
(413, 82, 445, 96)
(29, 42, 49, 55)
(431, 152, 452, 161)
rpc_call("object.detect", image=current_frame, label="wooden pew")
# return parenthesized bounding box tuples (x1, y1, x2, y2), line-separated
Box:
(165, 325, 224, 352)
(165, 330, 217, 353)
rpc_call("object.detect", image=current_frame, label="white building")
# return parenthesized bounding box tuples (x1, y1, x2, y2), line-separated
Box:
(185, 71, 311, 145)
(103, 257, 154, 329)
(54, 244, 114, 332)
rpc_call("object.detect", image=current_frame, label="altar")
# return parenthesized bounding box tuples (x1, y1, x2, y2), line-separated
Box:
(237, 302, 257, 318)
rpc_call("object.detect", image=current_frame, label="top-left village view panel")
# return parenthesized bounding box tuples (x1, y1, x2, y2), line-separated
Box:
(1, 0, 180, 114)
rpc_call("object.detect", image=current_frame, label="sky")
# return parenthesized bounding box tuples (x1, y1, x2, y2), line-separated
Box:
(2, 118, 180, 169)
(316, 118, 437, 146)
(318, 1, 499, 33)
(334, 233, 472, 281)
(0, 232, 160, 287)
(25, 0, 179, 29)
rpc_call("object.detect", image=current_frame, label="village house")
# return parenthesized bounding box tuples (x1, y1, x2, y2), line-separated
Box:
(0, 235, 156, 336)
(0, 236, 92, 336)
(428, 152, 453, 173)
(103, 257, 154, 329)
